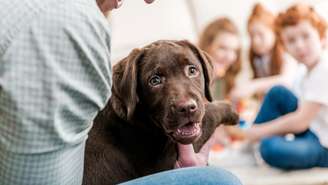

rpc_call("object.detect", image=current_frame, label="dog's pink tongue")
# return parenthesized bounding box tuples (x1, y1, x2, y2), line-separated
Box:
(175, 144, 198, 168)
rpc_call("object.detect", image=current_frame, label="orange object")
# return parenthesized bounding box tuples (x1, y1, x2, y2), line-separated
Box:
(235, 99, 246, 113)
(211, 144, 224, 152)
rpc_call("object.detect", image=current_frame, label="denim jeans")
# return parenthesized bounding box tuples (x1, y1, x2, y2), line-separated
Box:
(254, 85, 328, 169)
(120, 167, 241, 185)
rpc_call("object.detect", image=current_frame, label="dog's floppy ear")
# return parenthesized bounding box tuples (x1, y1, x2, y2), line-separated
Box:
(176, 40, 214, 102)
(110, 49, 144, 121)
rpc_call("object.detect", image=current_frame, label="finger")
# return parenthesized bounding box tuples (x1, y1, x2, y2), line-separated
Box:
(99, 0, 122, 12)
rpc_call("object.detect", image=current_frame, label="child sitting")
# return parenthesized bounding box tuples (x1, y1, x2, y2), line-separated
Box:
(230, 3, 300, 100)
(244, 4, 328, 170)
(198, 17, 241, 100)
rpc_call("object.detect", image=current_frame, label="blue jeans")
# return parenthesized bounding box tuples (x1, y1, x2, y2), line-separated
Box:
(120, 167, 241, 185)
(254, 85, 328, 169)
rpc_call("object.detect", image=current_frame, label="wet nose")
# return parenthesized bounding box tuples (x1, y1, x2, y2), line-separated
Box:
(176, 99, 198, 115)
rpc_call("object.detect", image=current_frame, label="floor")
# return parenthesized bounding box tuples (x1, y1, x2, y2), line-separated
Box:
(209, 149, 328, 185)
(228, 166, 328, 185)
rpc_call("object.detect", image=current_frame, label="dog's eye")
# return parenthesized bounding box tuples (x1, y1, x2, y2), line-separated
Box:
(149, 75, 162, 86)
(186, 65, 199, 77)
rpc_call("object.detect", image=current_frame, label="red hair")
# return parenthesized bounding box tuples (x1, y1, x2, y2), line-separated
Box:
(248, 3, 283, 78)
(198, 17, 241, 97)
(276, 4, 327, 40)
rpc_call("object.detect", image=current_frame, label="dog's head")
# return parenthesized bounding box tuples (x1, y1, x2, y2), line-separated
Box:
(111, 40, 214, 144)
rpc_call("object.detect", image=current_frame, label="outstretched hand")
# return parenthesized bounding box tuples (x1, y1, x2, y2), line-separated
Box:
(244, 125, 266, 143)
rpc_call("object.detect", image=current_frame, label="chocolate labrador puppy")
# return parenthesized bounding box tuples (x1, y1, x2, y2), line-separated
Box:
(83, 40, 238, 185)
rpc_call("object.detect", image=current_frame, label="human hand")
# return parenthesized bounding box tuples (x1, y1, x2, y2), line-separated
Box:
(175, 133, 216, 168)
(98, 0, 155, 13)
(244, 126, 264, 143)
(224, 126, 247, 141)
(97, 0, 123, 12)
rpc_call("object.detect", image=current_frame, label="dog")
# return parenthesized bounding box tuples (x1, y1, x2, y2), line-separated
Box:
(83, 40, 239, 185)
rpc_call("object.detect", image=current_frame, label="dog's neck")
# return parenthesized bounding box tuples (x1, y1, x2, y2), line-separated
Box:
(110, 104, 175, 146)
(106, 108, 177, 171)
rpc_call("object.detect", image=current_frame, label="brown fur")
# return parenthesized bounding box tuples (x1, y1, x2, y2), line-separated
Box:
(83, 40, 238, 185)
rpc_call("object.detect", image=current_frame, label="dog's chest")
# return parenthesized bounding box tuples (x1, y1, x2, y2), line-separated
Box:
(110, 122, 178, 173)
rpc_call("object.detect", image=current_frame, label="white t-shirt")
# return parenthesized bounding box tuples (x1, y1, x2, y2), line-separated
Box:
(300, 52, 328, 148)
(281, 52, 303, 90)
(291, 64, 307, 97)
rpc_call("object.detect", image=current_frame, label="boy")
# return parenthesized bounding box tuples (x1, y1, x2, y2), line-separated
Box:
(245, 4, 328, 169)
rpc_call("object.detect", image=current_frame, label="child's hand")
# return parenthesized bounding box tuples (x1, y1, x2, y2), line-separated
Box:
(244, 126, 264, 143)
(224, 126, 247, 141)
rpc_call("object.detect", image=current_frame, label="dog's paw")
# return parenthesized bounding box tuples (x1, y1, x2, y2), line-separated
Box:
(208, 101, 239, 126)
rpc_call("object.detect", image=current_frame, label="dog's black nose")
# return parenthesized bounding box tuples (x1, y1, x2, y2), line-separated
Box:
(176, 99, 198, 115)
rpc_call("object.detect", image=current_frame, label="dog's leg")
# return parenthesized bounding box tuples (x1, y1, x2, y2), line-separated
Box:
(193, 101, 239, 152)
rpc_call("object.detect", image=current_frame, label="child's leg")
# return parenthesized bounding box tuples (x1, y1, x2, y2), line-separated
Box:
(259, 131, 328, 169)
(253, 86, 328, 169)
(254, 85, 298, 124)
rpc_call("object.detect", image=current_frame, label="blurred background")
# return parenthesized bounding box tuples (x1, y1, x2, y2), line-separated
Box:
(109, 0, 328, 63)
(108, 1, 328, 185)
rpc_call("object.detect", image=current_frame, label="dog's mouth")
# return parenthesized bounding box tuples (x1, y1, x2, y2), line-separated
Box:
(170, 122, 202, 144)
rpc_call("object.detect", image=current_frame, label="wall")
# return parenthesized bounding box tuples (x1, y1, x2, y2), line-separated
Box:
(110, 0, 328, 64)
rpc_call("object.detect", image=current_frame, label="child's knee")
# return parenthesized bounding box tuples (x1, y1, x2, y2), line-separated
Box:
(259, 137, 315, 169)
(259, 138, 277, 163)
(267, 85, 289, 98)
(259, 138, 289, 168)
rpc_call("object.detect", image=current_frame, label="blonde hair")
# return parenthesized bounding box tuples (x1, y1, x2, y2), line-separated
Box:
(248, 3, 283, 78)
(198, 17, 241, 97)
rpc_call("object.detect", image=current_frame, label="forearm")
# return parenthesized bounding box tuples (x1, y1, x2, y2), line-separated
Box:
(256, 112, 308, 138)
(249, 102, 321, 141)
(249, 75, 290, 94)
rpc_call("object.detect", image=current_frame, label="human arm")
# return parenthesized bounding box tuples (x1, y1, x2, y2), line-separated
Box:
(245, 101, 322, 142)
(230, 54, 298, 99)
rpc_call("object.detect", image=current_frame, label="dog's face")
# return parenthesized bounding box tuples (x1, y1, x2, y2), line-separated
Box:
(111, 40, 214, 144)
